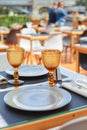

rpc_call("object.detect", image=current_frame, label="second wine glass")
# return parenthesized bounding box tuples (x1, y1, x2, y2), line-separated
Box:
(7, 47, 24, 86)
(42, 49, 61, 87)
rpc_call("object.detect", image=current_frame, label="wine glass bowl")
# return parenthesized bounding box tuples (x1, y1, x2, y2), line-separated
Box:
(7, 47, 24, 86)
(42, 49, 61, 87)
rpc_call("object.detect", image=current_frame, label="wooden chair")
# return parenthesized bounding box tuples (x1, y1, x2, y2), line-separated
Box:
(74, 46, 87, 73)
(63, 35, 71, 61)
(20, 28, 44, 64)
(60, 26, 73, 62)
(75, 30, 87, 72)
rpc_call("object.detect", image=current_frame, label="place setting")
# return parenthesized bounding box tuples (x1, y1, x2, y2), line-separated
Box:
(3, 48, 72, 112)
(2, 46, 86, 113)
(5, 64, 48, 77)
(3, 46, 48, 86)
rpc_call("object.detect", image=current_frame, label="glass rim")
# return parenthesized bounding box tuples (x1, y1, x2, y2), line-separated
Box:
(42, 49, 61, 54)
(7, 47, 24, 52)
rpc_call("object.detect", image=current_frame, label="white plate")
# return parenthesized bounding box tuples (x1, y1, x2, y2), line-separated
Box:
(5, 65, 48, 77)
(4, 84, 72, 111)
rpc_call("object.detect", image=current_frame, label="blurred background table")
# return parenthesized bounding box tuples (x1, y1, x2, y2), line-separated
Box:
(17, 33, 49, 64)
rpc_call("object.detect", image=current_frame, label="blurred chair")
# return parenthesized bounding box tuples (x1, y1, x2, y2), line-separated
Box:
(80, 36, 87, 44)
(57, 116, 87, 130)
(79, 29, 87, 44)
(38, 33, 63, 65)
(64, 17, 73, 27)
(76, 29, 87, 72)
(20, 27, 44, 64)
(0, 52, 11, 71)
(63, 35, 71, 61)
(77, 20, 87, 31)
(59, 26, 73, 62)
(5, 28, 20, 47)
(44, 33, 63, 52)
(81, 29, 87, 37)
(79, 52, 87, 72)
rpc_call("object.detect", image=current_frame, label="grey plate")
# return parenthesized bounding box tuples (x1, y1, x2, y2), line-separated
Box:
(5, 65, 48, 77)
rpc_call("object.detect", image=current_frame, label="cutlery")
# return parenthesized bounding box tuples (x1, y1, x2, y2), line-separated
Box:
(71, 80, 87, 89)
(54, 68, 62, 86)
(0, 75, 8, 84)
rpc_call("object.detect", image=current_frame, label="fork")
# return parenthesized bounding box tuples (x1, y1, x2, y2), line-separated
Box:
(71, 80, 87, 89)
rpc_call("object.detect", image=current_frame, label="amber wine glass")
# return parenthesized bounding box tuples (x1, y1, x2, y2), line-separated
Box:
(7, 47, 24, 86)
(42, 50, 61, 87)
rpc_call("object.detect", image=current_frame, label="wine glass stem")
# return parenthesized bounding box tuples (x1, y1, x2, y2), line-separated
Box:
(14, 68, 19, 83)
(48, 73, 55, 87)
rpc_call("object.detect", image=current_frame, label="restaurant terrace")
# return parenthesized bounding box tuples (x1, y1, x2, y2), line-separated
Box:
(0, 0, 87, 130)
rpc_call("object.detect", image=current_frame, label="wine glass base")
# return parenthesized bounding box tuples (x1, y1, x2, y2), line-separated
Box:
(8, 80, 24, 86)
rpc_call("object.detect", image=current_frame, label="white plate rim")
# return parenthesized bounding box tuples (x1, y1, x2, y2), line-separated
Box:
(5, 65, 48, 77)
(4, 84, 72, 111)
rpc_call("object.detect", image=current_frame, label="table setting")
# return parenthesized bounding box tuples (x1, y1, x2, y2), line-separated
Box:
(5, 64, 48, 77)
(0, 47, 87, 129)
(0, 69, 87, 129)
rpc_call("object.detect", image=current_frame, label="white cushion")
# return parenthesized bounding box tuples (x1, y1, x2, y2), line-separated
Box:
(44, 33, 63, 52)
(0, 52, 11, 71)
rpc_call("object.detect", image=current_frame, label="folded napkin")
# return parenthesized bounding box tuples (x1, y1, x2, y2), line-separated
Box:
(62, 82, 87, 97)
(0, 75, 8, 84)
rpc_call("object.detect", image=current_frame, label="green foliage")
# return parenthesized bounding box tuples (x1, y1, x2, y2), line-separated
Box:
(76, 0, 87, 10)
(0, 15, 31, 27)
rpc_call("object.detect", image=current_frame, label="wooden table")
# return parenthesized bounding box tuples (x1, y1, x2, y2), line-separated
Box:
(0, 44, 8, 52)
(10, 24, 23, 29)
(17, 30, 83, 64)
(5, 108, 87, 130)
(35, 27, 60, 33)
(33, 27, 83, 63)
(62, 30, 83, 62)
(73, 44, 87, 72)
(0, 67, 87, 130)
(17, 34, 49, 64)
